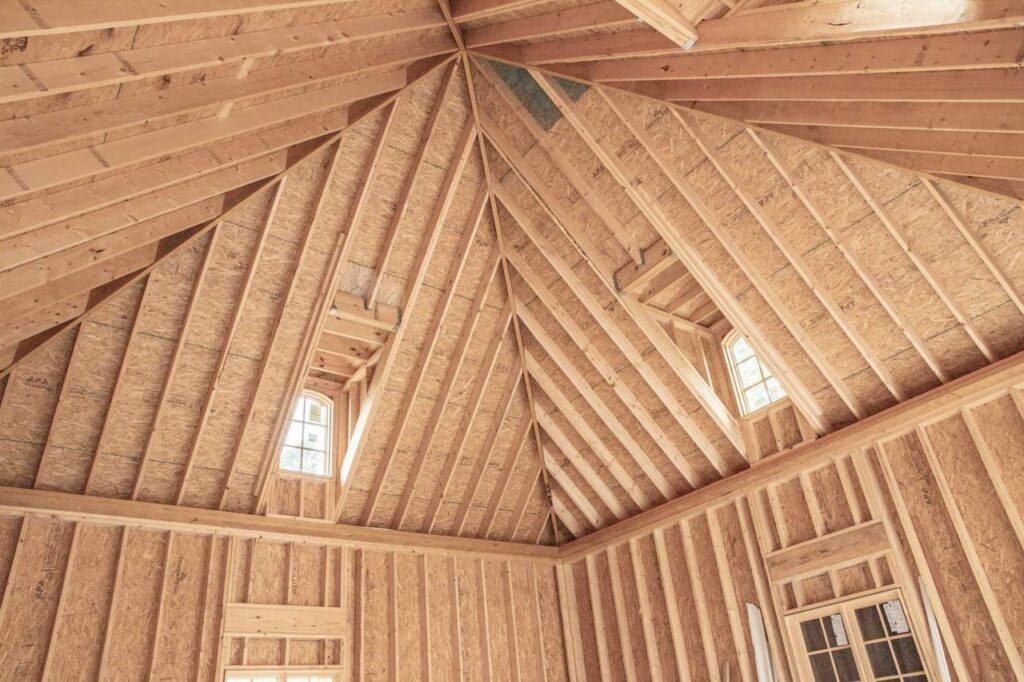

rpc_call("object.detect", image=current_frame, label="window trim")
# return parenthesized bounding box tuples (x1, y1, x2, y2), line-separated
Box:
(279, 390, 333, 479)
(723, 330, 786, 417)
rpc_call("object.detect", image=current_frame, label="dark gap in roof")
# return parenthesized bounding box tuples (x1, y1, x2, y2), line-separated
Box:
(487, 60, 588, 131)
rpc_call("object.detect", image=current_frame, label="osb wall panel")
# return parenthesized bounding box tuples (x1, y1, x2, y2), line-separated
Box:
(563, 387, 1024, 681)
(0, 516, 570, 681)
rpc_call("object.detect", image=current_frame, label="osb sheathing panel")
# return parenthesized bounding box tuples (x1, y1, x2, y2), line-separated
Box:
(882, 433, 1014, 678)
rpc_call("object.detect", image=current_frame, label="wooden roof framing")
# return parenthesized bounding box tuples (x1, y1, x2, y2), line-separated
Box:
(1, 0, 1023, 546)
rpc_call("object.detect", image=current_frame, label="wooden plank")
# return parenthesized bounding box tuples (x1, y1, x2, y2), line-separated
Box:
(0, 0, 371, 38)
(574, 27, 1024, 81)
(763, 520, 888, 582)
(0, 9, 443, 104)
(465, 2, 633, 49)
(222, 603, 347, 637)
(614, 0, 698, 47)
(0, 487, 560, 562)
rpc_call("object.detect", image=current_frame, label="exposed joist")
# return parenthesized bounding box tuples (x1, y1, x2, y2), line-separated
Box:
(0, 0, 373, 38)
(486, 0, 1024, 63)
(337, 113, 478, 518)
(465, 2, 634, 49)
(366, 63, 458, 308)
(613, 0, 699, 48)
(566, 26, 1024, 81)
(538, 76, 832, 430)
(0, 9, 445, 104)
(0, 486, 558, 561)
(359, 184, 488, 525)
(391, 247, 502, 529)
(505, 244, 705, 490)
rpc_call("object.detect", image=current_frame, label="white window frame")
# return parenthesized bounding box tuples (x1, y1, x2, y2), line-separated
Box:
(723, 330, 786, 416)
(279, 390, 333, 478)
(785, 587, 932, 682)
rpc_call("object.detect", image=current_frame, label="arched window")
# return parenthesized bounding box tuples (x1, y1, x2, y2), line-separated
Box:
(724, 332, 786, 415)
(280, 391, 331, 476)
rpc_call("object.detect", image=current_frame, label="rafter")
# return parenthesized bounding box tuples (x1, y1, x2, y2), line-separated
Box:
(391, 248, 501, 529)
(0, 38, 451, 163)
(0, 9, 445, 105)
(365, 63, 458, 308)
(534, 70, 861, 424)
(337, 112, 478, 518)
(447, 6, 562, 542)
(358, 185, 488, 525)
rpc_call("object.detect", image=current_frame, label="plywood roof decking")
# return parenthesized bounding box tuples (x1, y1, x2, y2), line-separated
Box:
(1, 0, 1023, 545)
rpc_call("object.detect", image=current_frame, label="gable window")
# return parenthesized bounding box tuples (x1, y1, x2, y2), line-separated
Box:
(724, 332, 786, 415)
(280, 391, 331, 476)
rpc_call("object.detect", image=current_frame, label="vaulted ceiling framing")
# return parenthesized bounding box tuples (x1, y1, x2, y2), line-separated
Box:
(1, 0, 1022, 547)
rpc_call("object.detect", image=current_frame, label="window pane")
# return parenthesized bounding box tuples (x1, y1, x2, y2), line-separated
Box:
(765, 375, 785, 401)
(801, 619, 828, 652)
(745, 384, 770, 412)
(855, 605, 885, 641)
(832, 649, 861, 682)
(809, 652, 837, 682)
(281, 446, 301, 471)
(891, 636, 923, 673)
(286, 422, 303, 447)
(303, 424, 327, 451)
(737, 357, 763, 388)
(302, 450, 325, 475)
(866, 641, 898, 677)
(824, 615, 848, 648)
(306, 399, 326, 424)
(732, 336, 755, 362)
(293, 398, 306, 419)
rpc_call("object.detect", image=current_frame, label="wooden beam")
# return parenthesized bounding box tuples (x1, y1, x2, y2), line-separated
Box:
(391, 248, 501, 529)
(0, 9, 444, 104)
(0, 486, 559, 562)
(420, 304, 512, 532)
(688, 100, 1024, 134)
(465, 2, 634, 48)
(677, 108, 906, 404)
(452, 0, 542, 22)
(542, 78, 830, 430)
(535, 403, 627, 522)
(366, 64, 458, 307)
(506, 245, 707, 488)
(337, 114, 477, 516)
(175, 182, 285, 504)
(834, 153, 998, 363)
(472, 59, 643, 264)
(526, 353, 653, 511)
(646, 68, 1024, 102)
(543, 447, 603, 530)
(747, 129, 950, 385)
(570, 27, 1024, 81)
(491, 0, 1024, 64)
(0, 0, 374, 38)
(451, 372, 524, 536)
(0, 36, 449, 162)
(560, 347, 1024, 560)
(614, 0, 698, 47)
(477, 411, 535, 537)
(358, 183, 487, 525)
(494, 180, 737, 475)
(520, 312, 688, 495)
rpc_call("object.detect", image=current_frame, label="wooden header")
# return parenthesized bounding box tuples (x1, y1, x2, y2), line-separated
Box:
(0, 487, 559, 563)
